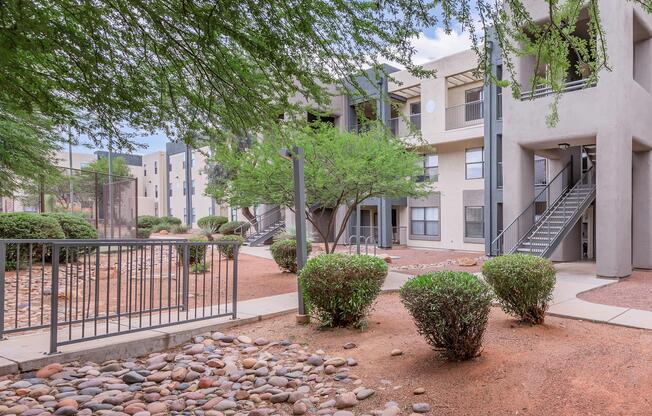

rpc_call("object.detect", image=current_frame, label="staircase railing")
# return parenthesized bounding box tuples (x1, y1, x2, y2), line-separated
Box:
(490, 160, 573, 256)
(234, 207, 285, 240)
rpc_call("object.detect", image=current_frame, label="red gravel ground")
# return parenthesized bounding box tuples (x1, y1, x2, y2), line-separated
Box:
(233, 293, 652, 415)
(578, 269, 652, 312)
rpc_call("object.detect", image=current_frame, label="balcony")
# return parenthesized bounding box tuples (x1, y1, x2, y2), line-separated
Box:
(520, 78, 596, 100)
(445, 100, 484, 130)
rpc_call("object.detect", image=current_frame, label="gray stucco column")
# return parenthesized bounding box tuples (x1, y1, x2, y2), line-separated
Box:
(596, 129, 632, 278)
(503, 142, 535, 235)
(377, 198, 393, 249)
(633, 150, 652, 269)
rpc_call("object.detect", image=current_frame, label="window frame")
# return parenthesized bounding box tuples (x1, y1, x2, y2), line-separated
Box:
(465, 147, 484, 180)
(410, 206, 440, 238)
(464, 206, 484, 239)
(419, 153, 439, 182)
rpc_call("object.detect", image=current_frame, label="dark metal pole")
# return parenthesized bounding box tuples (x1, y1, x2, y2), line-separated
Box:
(185, 145, 193, 228)
(292, 146, 308, 317)
(356, 203, 361, 255)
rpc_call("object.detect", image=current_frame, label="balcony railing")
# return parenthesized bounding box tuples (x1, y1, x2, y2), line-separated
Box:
(445, 100, 484, 130)
(520, 78, 596, 100)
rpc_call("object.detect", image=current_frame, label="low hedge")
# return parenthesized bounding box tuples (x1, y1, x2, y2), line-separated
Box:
(137, 227, 152, 239)
(44, 213, 98, 240)
(178, 237, 207, 265)
(218, 220, 250, 235)
(299, 253, 387, 328)
(0, 213, 65, 269)
(137, 215, 161, 229)
(482, 254, 556, 324)
(216, 235, 245, 259)
(400, 271, 493, 361)
(197, 215, 228, 233)
(270, 239, 312, 273)
(161, 216, 182, 225)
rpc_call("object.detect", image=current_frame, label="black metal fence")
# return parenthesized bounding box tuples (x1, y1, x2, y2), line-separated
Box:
(0, 239, 239, 353)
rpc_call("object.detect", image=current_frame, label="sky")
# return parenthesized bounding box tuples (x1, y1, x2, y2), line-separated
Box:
(72, 24, 473, 156)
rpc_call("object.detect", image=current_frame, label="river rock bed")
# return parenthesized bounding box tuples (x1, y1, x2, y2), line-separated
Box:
(0, 332, 423, 416)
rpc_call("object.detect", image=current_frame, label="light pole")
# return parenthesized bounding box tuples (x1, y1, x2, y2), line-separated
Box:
(280, 146, 308, 322)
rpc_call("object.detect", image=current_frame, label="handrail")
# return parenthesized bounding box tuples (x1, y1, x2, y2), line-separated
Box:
(520, 78, 596, 100)
(490, 160, 573, 255)
(234, 206, 284, 239)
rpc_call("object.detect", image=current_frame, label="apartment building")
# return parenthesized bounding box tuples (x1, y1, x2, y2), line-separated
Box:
(485, 0, 652, 278)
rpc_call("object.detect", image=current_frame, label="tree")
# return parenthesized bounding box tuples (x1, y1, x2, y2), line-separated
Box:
(208, 123, 427, 253)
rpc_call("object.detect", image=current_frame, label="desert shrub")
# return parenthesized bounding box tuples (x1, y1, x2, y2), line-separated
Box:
(0, 213, 65, 269)
(161, 216, 182, 226)
(197, 215, 228, 233)
(218, 220, 250, 235)
(216, 235, 245, 259)
(299, 253, 387, 328)
(178, 237, 207, 265)
(270, 239, 312, 273)
(482, 254, 556, 324)
(170, 224, 188, 234)
(151, 223, 169, 233)
(44, 213, 98, 240)
(137, 215, 162, 229)
(137, 227, 152, 239)
(400, 271, 493, 361)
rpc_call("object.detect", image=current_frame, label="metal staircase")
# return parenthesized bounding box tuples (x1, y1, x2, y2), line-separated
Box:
(235, 207, 286, 247)
(491, 147, 596, 257)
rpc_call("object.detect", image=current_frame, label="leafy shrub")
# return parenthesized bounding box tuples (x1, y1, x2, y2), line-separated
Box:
(151, 223, 169, 233)
(482, 254, 556, 324)
(270, 239, 312, 273)
(161, 216, 182, 226)
(0, 213, 65, 269)
(170, 224, 188, 234)
(137, 215, 162, 229)
(178, 237, 207, 265)
(137, 227, 152, 239)
(216, 235, 245, 259)
(44, 213, 98, 240)
(299, 254, 387, 328)
(218, 220, 250, 235)
(197, 215, 228, 233)
(400, 271, 493, 361)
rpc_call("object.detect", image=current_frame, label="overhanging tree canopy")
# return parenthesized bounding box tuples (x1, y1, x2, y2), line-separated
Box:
(207, 123, 428, 252)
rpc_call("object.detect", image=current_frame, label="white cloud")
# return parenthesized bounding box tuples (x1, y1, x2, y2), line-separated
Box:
(410, 28, 473, 65)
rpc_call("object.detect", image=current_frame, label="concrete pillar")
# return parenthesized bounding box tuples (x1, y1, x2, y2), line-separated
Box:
(633, 150, 652, 269)
(596, 130, 632, 277)
(503, 143, 535, 233)
(377, 199, 393, 249)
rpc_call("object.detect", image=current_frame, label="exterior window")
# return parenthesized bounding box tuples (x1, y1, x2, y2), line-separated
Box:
(465, 87, 484, 121)
(410, 102, 421, 131)
(231, 207, 238, 221)
(168, 163, 172, 172)
(143, 164, 147, 177)
(466, 147, 484, 179)
(183, 207, 186, 223)
(80, 162, 90, 169)
(168, 184, 172, 197)
(465, 206, 484, 238)
(183, 182, 186, 196)
(144, 188, 147, 197)
(192, 207, 196, 223)
(182, 160, 186, 169)
(154, 161, 158, 174)
(496, 65, 503, 120)
(497, 135, 503, 188)
(422, 154, 438, 182)
(155, 185, 158, 198)
(192, 179, 195, 195)
(208, 206, 214, 216)
(410, 207, 439, 236)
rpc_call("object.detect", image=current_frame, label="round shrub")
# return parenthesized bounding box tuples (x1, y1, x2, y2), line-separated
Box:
(482, 254, 556, 324)
(197, 215, 228, 233)
(270, 239, 312, 273)
(44, 213, 98, 240)
(400, 271, 493, 361)
(218, 221, 250, 235)
(178, 237, 207, 265)
(216, 235, 245, 259)
(170, 224, 188, 234)
(137, 215, 162, 229)
(161, 216, 182, 226)
(137, 227, 152, 239)
(151, 223, 170, 233)
(299, 253, 388, 328)
(0, 213, 65, 269)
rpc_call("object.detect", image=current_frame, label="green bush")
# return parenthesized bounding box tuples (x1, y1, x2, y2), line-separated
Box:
(161, 216, 182, 226)
(482, 254, 556, 324)
(137, 227, 152, 239)
(218, 220, 250, 235)
(151, 223, 169, 233)
(216, 235, 245, 259)
(400, 271, 493, 361)
(197, 215, 228, 233)
(44, 213, 98, 240)
(299, 254, 388, 328)
(178, 237, 207, 265)
(137, 215, 162, 229)
(0, 213, 65, 269)
(170, 224, 188, 234)
(270, 239, 312, 273)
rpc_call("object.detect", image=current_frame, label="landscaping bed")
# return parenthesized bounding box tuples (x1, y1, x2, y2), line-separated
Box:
(578, 269, 652, 312)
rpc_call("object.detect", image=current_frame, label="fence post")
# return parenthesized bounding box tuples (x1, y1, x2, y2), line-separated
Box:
(182, 243, 190, 311)
(0, 242, 5, 339)
(49, 244, 60, 354)
(232, 243, 239, 319)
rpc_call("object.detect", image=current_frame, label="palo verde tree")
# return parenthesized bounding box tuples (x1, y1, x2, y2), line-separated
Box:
(208, 123, 427, 253)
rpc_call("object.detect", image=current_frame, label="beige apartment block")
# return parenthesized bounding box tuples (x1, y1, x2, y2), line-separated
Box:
(501, 0, 652, 277)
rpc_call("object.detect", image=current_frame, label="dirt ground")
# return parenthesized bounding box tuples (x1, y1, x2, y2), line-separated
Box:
(231, 293, 652, 416)
(578, 269, 652, 312)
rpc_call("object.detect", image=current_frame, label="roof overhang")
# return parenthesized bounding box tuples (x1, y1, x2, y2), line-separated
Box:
(446, 70, 481, 87)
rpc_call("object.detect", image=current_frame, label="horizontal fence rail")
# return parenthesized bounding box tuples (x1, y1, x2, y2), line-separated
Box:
(0, 239, 240, 353)
(445, 100, 484, 130)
